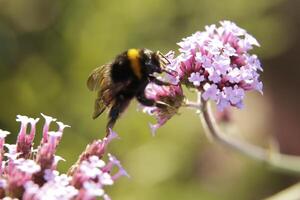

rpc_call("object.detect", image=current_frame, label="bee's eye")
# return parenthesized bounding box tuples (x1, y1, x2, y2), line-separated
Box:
(144, 61, 161, 74)
(141, 50, 163, 74)
(150, 53, 160, 65)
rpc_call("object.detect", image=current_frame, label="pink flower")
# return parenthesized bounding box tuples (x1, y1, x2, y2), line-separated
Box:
(16, 116, 39, 159)
(188, 72, 204, 86)
(0, 114, 127, 199)
(0, 130, 9, 174)
(69, 129, 119, 172)
(71, 153, 127, 200)
(16, 159, 41, 174)
(41, 113, 57, 144)
(202, 84, 220, 101)
(167, 20, 263, 110)
(143, 84, 184, 135)
(82, 181, 104, 198)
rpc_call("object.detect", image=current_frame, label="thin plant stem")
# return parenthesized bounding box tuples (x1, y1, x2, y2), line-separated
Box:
(185, 94, 300, 175)
(264, 182, 300, 200)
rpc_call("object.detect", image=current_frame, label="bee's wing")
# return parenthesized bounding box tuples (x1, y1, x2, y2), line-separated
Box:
(87, 64, 111, 91)
(87, 64, 111, 118)
(92, 82, 127, 119)
(87, 64, 131, 119)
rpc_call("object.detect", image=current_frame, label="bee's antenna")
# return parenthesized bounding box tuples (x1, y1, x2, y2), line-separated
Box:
(157, 51, 171, 65)
(156, 51, 178, 76)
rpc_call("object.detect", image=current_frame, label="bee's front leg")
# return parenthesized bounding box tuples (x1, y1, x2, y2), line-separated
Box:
(136, 92, 170, 109)
(149, 76, 171, 86)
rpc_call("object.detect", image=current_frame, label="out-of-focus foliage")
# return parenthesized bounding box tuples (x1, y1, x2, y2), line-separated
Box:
(0, 0, 299, 199)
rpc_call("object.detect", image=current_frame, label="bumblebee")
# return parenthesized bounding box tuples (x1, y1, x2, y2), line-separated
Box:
(87, 48, 174, 135)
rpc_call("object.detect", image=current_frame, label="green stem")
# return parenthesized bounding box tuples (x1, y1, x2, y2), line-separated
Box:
(264, 182, 300, 200)
(186, 96, 300, 175)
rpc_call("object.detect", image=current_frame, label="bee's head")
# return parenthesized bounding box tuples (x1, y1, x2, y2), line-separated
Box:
(140, 49, 172, 75)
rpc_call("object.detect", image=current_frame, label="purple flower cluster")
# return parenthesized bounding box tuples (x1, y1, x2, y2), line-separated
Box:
(170, 20, 263, 111)
(0, 114, 127, 200)
(142, 21, 263, 133)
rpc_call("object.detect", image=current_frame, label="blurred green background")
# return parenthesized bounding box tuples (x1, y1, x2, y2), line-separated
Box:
(1, 0, 300, 199)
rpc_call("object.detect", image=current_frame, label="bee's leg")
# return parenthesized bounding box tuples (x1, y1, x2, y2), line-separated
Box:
(93, 97, 107, 119)
(149, 76, 171, 86)
(136, 92, 169, 109)
(106, 98, 130, 136)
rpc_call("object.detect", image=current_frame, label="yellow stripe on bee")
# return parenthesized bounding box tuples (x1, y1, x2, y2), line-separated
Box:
(127, 48, 142, 79)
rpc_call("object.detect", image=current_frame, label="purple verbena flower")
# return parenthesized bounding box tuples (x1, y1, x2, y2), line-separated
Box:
(202, 83, 220, 101)
(82, 181, 104, 198)
(188, 72, 204, 86)
(16, 116, 39, 159)
(15, 159, 41, 174)
(0, 130, 10, 174)
(168, 20, 263, 110)
(143, 84, 184, 135)
(71, 153, 126, 200)
(0, 114, 126, 199)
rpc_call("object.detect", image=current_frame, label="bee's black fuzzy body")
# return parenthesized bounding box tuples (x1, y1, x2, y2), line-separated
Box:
(87, 48, 171, 135)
